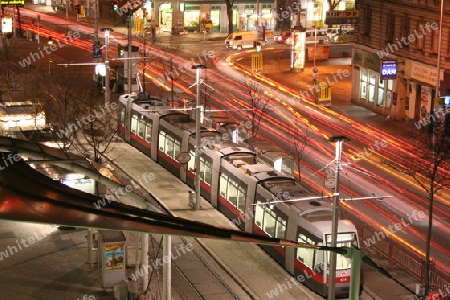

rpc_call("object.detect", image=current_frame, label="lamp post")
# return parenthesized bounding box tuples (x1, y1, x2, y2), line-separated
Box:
(101, 28, 113, 135)
(328, 135, 350, 300)
(192, 65, 206, 211)
(47, 37, 53, 75)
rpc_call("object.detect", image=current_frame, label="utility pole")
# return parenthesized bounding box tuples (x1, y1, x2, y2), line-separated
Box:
(127, 13, 132, 93)
(162, 235, 171, 300)
(101, 28, 113, 134)
(328, 135, 350, 300)
(192, 65, 206, 210)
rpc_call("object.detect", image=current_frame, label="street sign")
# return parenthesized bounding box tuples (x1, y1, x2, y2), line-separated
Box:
(252, 53, 263, 72)
(318, 82, 331, 106)
(93, 44, 102, 58)
(176, 152, 191, 164)
(325, 10, 360, 25)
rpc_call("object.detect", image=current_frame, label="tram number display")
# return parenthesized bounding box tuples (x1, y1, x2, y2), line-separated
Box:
(380, 60, 397, 80)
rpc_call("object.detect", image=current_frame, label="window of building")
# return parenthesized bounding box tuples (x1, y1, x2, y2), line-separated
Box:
(387, 13, 396, 43)
(430, 25, 439, 54)
(363, 7, 372, 36)
(254, 201, 286, 239)
(401, 16, 410, 47)
(415, 21, 425, 50)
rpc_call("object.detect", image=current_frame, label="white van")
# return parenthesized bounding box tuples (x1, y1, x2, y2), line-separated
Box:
(225, 32, 265, 50)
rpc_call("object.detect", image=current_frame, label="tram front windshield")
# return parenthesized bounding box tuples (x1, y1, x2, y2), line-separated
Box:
(325, 233, 357, 270)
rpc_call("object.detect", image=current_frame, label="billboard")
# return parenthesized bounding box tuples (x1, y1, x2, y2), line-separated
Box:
(1, 17, 13, 33)
(1, 0, 24, 5)
(291, 30, 306, 72)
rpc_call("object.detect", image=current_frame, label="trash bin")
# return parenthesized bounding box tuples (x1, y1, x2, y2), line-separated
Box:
(188, 191, 195, 207)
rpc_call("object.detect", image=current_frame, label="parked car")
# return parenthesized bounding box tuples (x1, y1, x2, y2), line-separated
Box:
(225, 32, 264, 50)
(274, 31, 291, 43)
(285, 29, 329, 45)
(333, 30, 355, 43)
(326, 28, 340, 40)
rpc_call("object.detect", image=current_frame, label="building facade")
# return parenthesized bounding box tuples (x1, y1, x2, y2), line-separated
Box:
(354, 0, 450, 120)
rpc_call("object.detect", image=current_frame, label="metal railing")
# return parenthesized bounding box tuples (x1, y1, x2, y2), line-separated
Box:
(342, 212, 450, 296)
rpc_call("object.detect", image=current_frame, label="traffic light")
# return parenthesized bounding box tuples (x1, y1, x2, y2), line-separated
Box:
(75, 4, 81, 14)
(110, 1, 118, 11)
(118, 44, 124, 57)
(445, 113, 450, 136)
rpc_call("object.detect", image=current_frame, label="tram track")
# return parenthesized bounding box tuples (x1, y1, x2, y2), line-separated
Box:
(107, 157, 255, 299)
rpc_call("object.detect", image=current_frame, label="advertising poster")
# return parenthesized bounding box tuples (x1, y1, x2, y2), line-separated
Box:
(420, 87, 430, 118)
(293, 31, 306, 71)
(105, 242, 124, 271)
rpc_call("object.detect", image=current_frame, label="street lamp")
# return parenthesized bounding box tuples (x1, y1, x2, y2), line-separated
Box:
(328, 135, 350, 300)
(101, 28, 113, 134)
(47, 37, 53, 75)
(192, 64, 206, 211)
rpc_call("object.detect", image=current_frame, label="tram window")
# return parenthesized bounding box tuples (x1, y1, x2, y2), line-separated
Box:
(199, 158, 212, 186)
(188, 150, 195, 170)
(165, 136, 175, 157)
(173, 139, 181, 159)
(145, 122, 152, 143)
(138, 119, 146, 138)
(131, 115, 139, 133)
(237, 186, 246, 212)
(158, 131, 181, 159)
(276, 218, 286, 239)
(254, 201, 264, 228)
(158, 131, 165, 151)
(263, 210, 276, 237)
(297, 234, 314, 267)
(119, 108, 125, 126)
(219, 173, 228, 197)
(228, 178, 239, 207)
(314, 242, 324, 272)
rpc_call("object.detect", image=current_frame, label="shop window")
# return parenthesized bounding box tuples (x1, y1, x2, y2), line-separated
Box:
(377, 80, 385, 106)
(360, 69, 368, 100)
(368, 71, 376, 103)
(386, 80, 394, 108)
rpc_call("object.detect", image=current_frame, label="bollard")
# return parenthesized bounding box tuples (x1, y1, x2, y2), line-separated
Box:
(188, 191, 195, 207)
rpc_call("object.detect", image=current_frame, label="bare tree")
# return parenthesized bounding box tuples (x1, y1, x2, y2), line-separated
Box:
(386, 118, 450, 297)
(0, 60, 20, 102)
(288, 122, 311, 181)
(242, 75, 270, 139)
(327, 0, 342, 11)
(225, 0, 235, 34)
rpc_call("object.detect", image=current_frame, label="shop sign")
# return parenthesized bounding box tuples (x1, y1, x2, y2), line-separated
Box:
(380, 60, 397, 80)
